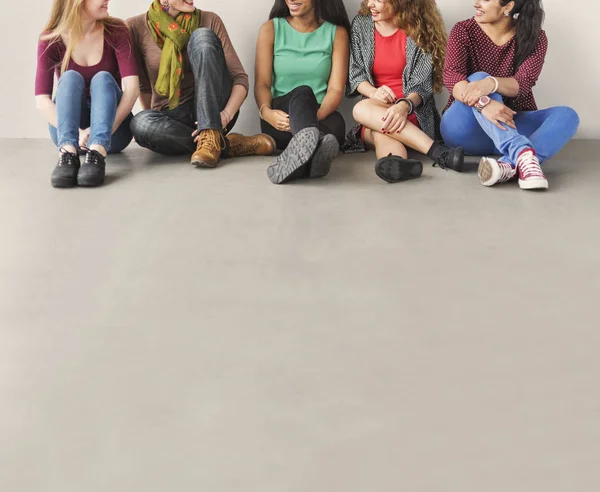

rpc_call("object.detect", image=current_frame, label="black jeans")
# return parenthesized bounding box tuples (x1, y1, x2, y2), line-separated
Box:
(260, 85, 346, 151)
(131, 28, 237, 156)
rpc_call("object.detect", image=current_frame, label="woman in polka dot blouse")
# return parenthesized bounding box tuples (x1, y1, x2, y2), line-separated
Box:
(441, 0, 580, 190)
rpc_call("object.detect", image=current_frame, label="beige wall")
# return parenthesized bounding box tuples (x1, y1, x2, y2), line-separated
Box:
(1, 0, 596, 139)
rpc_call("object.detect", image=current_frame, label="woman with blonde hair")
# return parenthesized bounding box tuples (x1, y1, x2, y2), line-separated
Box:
(346, 0, 464, 183)
(35, 0, 139, 188)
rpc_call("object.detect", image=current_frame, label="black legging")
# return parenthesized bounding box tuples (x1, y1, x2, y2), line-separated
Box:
(261, 85, 346, 151)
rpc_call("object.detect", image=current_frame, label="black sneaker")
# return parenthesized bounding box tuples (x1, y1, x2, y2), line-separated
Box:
(430, 144, 465, 172)
(267, 127, 319, 184)
(51, 149, 80, 188)
(78, 149, 106, 187)
(375, 154, 423, 183)
(309, 134, 339, 179)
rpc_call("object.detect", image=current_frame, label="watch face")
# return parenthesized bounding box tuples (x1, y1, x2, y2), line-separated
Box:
(480, 96, 491, 105)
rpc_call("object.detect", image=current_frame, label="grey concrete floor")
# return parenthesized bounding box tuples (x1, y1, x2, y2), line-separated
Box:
(1, 138, 599, 491)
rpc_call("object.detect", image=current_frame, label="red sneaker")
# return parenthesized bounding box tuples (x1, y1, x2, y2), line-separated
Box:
(517, 149, 548, 190)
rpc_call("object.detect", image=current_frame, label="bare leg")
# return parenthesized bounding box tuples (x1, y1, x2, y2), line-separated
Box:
(363, 128, 409, 159)
(353, 99, 434, 154)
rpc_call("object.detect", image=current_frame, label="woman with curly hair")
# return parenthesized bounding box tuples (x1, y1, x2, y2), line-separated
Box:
(345, 0, 464, 183)
(441, 0, 579, 190)
(255, 0, 350, 184)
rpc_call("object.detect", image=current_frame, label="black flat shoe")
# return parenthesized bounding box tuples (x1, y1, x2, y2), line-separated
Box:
(78, 149, 106, 187)
(375, 154, 423, 183)
(51, 149, 80, 188)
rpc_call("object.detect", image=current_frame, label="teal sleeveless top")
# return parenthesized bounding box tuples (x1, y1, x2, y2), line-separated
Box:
(272, 17, 337, 104)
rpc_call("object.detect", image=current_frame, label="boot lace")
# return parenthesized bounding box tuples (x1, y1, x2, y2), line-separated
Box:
(197, 130, 226, 152)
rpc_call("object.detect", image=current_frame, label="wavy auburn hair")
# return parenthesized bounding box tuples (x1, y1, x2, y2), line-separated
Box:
(41, 0, 126, 74)
(358, 0, 447, 92)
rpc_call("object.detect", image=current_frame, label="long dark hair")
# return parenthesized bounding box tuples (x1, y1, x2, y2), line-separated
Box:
(269, 0, 351, 31)
(500, 0, 545, 71)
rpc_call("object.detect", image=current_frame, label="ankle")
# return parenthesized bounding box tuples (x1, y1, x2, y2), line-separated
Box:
(426, 140, 445, 158)
(89, 144, 107, 157)
(61, 145, 77, 155)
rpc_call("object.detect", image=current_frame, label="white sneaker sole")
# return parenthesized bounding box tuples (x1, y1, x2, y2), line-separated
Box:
(478, 157, 501, 186)
(519, 178, 549, 190)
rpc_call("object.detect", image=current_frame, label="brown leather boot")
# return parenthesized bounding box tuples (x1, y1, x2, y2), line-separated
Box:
(191, 129, 225, 168)
(226, 133, 277, 158)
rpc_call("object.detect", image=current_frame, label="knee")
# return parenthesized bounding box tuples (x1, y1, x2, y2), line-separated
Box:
(90, 71, 117, 91)
(90, 71, 116, 85)
(59, 70, 85, 88)
(189, 28, 221, 52)
(557, 106, 580, 134)
(468, 71, 490, 83)
(352, 99, 371, 124)
(291, 85, 315, 97)
(289, 85, 317, 102)
(130, 110, 155, 139)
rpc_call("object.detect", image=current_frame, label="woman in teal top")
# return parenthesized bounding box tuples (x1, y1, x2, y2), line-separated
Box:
(255, 0, 350, 184)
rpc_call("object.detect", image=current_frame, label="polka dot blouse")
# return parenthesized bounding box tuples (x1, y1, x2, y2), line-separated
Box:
(443, 17, 548, 111)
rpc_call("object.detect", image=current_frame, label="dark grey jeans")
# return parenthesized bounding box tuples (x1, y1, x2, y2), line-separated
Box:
(131, 28, 238, 156)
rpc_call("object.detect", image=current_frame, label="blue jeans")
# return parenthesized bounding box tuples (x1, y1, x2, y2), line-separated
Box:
(441, 72, 580, 166)
(49, 70, 133, 154)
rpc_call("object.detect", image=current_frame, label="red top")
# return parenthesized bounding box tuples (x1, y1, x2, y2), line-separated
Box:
(372, 28, 419, 127)
(35, 24, 138, 96)
(443, 18, 547, 111)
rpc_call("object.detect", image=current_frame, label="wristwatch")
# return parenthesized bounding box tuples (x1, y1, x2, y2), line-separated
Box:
(475, 96, 491, 113)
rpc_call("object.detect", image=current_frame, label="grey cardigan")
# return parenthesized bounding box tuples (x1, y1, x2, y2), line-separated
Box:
(344, 15, 441, 152)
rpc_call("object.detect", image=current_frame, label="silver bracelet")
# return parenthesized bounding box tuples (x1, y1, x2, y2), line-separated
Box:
(394, 97, 414, 115)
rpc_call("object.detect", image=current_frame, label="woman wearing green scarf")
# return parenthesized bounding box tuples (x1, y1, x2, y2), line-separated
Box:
(127, 0, 276, 167)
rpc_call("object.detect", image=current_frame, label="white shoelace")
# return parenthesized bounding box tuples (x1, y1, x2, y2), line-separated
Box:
(518, 152, 545, 179)
(497, 161, 517, 182)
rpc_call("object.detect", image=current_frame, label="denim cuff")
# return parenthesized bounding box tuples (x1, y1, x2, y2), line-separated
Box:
(57, 140, 79, 151)
(88, 139, 111, 153)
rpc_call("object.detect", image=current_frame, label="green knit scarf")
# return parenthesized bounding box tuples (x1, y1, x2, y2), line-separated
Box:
(147, 0, 201, 108)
